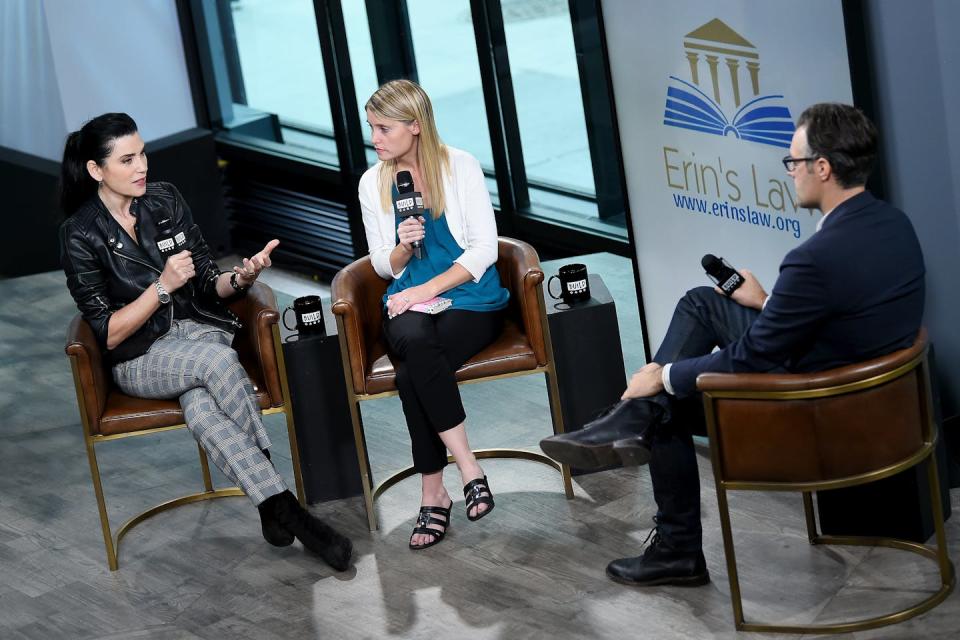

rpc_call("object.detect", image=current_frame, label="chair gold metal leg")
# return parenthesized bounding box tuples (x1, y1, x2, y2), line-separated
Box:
(273, 324, 306, 505)
(926, 455, 954, 585)
(71, 356, 119, 571)
(85, 438, 118, 571)
(544, 368, 573, 499)
(335, 316, 378, 531)
(802, 491, 818, 543)
(198, 443, 214, 492)
(715, 483, 746, 630)
(537, 281, 574, 499)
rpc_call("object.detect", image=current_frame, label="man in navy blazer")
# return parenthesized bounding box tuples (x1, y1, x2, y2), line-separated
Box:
(541, 104, 925, 587)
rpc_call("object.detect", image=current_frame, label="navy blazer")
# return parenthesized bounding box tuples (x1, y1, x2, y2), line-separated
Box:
(669, 191, 925, 396)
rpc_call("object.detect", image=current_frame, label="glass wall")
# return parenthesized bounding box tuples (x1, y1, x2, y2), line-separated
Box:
(406, 0, 494, 170)
(187, 0, 629, 257)
(502, 1, 594, 196)
(229, 0, 331, 132)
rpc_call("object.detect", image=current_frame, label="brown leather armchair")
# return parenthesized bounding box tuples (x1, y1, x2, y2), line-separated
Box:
(698, 329, 954, 633)
(331, 237, 574, 530)
(65, 281, 305, 571)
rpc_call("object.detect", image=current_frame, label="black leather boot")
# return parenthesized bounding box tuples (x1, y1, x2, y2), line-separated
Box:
(606, 531, 709, 587)
(539, 399, 663, 469)
(258, 493, 295, 547)
(272, 491, 353, 571)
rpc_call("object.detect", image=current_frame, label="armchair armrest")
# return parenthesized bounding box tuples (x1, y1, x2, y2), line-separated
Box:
(228, 282, 282, 407)
(697, 329, 927, 396)
(496, 237, 547, 365)
(332, 258, 387, 394)
(65, 314, 109, 435)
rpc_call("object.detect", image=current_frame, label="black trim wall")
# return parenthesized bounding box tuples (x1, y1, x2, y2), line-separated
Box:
(2, 147, 62, 278)
(1, 128, 227, 278)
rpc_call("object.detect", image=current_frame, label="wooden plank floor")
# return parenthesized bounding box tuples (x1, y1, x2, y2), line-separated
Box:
(1, 258, 958, 639)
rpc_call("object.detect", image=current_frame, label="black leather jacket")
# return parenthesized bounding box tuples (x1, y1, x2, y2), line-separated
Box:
(60, 182, 241, 364)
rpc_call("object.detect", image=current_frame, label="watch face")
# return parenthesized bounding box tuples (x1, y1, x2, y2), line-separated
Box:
(155, 281, 171, 304)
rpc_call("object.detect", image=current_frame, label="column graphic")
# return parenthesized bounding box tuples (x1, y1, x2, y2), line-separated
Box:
(663, 18, 794, 149)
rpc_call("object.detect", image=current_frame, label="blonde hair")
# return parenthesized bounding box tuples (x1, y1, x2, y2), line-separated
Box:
(365, 79, 449, 219)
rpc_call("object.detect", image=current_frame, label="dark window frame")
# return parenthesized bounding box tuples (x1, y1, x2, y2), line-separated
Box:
(178, 0, 635, 263)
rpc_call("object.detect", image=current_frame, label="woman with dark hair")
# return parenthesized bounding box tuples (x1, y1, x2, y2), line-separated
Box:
(59, 112, 352, 570)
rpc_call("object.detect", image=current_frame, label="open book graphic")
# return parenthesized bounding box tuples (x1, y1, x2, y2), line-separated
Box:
(663, 76, 793, 149)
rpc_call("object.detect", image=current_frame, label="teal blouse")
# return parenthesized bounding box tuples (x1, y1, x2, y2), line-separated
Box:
(384, 206, 509, 312)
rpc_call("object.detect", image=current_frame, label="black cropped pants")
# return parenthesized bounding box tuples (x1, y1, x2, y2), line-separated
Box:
(383, 308, 504, 473)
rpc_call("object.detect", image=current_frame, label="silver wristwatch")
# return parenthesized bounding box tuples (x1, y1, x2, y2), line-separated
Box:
(154, 280, 171, 305)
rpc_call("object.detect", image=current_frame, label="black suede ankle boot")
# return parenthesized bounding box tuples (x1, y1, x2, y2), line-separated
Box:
(273, 491, 353, 571)
(258, 493, 295, 547)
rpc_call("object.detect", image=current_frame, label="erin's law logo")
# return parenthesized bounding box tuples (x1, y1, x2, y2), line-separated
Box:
(663, 19, 793, 149)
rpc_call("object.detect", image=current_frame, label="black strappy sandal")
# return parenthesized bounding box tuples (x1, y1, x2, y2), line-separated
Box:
(409, 504, 451, 550)
(463, 475, 495, 522)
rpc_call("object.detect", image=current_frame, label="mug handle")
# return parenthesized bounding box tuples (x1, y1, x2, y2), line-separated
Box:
(547, 275, 563, 300)
(282, 307, 297, 332)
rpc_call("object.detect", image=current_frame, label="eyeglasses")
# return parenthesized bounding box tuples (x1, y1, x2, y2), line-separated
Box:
(782, 156, 819, 172)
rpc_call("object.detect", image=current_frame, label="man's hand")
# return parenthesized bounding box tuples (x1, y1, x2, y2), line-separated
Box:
(234, 239, 279, 287)
(718, 268, 768, 310)
(622, 362, 665, 400)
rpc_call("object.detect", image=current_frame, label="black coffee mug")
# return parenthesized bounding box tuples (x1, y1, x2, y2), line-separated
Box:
(548, 263, 590, 305)
(283, 295, 326, 337)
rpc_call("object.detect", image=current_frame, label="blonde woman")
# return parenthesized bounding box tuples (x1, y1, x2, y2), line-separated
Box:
(359, 80, 508, 550)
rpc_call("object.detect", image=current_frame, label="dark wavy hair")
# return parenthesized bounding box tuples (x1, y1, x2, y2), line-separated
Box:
(59, 112, 139, 215)
(796, 103, 877, 188)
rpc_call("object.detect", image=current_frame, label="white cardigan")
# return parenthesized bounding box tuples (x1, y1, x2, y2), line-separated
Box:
(358, 146, 498, 283)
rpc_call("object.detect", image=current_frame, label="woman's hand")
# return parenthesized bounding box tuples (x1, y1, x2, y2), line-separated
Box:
(158, 250, 195, 292)
(234, 239, 280, 287)
(386, 282, 437, 319)
(397, 216, 425, 252)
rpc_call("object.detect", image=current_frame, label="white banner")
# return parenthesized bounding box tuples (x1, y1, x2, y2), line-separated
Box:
(603, 0, 852, 352)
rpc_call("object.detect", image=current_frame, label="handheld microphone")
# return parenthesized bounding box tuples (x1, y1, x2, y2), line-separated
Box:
(156, 217, 187, 260)
(393, 170, 425, 259)
(156, 217, 193, 296)
(702, 254, 744, 296)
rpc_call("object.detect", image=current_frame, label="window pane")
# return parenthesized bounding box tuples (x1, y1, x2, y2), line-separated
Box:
(230, 0, 331, 133)
(406, 0, 494, 170)
(502, 1, 595, 197)
(341, 1, 379, 127)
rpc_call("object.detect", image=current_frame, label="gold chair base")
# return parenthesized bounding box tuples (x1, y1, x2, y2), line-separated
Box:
(372, 447, 566, 501)
(735, 535, 955, 634)
(718, 460, 955, 633)
(336, 278, 576, 532)
(108, 488, 245, 571)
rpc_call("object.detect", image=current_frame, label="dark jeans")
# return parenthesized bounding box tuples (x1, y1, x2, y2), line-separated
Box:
(383, 308, 504, 473)
(645, 287, 758, 552)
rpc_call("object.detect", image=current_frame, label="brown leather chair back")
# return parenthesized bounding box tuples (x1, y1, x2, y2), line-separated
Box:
(331, 237, 547, 396)
(65, 281, 284, 436)
(698, 330, 930, 484)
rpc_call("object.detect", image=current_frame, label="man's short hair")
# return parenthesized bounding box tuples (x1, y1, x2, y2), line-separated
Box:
(797, 103, 878, 188)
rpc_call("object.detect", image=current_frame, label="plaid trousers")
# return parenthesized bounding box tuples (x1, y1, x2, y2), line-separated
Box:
(112, 319, 287, 505)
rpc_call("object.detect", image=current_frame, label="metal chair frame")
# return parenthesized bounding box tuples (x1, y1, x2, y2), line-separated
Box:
(702, 348, 955, 633)
(68, 323, 305, 571)
(334, 263, 573, 531)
